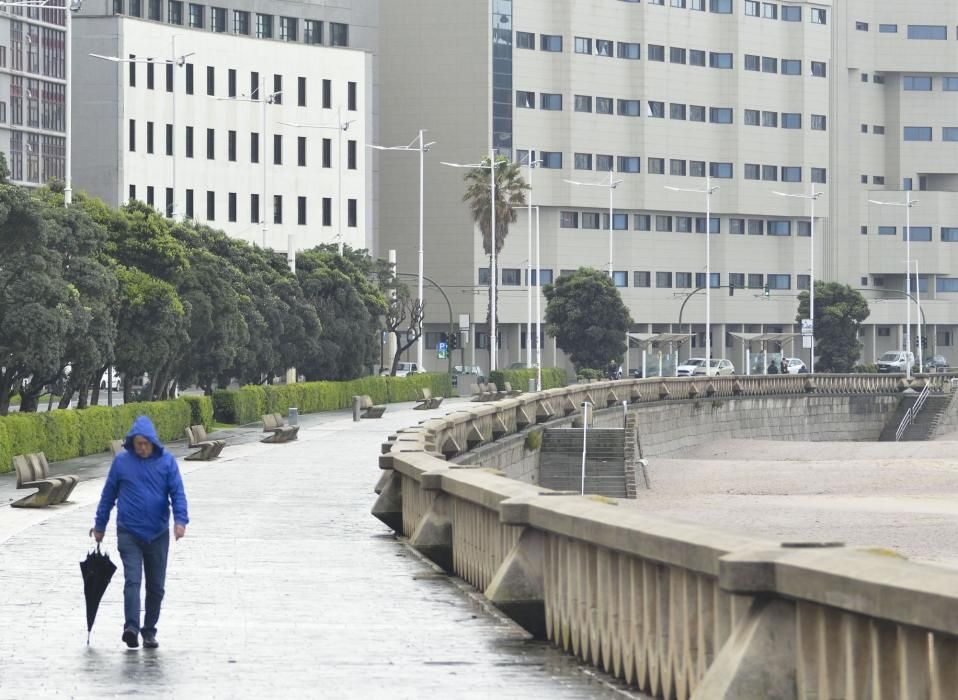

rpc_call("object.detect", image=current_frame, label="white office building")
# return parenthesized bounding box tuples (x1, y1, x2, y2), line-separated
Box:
(71, 3, 373, 253)
(379, 0, 958, 374)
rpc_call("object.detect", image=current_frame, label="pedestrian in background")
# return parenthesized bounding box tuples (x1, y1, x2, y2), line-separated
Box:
(93, 416, 189, 649)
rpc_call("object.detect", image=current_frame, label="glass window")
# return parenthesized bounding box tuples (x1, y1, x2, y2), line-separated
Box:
(744, 109, 760, 126)
(782, 166, 802, 182)
(903, 76, 933, 91)
(612, 271, 628, 287)
(656, 216, 672, 232)
(905, 226, 932, 242)
(540, 151, 562, 168)
(811, 9, 826, 25)
(744, 54, 759, 71)
(210, 6, 226, 32)
(937, 278, 958, 293)
(811, 61, 826, 77)
(648, 157, 665, 174)
(541, 34, 563, 51)
(648, 44, 665, 61)
(709, 107, 733, 124)
(634, 271, 651, 288)
(709, 0, 731, 13)
(670, 103, 687, 120)
(670, 47, 687, 64)
(656, 272, 673, 288)
(907, 25, 947, 40)
(596, 97, 613, 114)
(943, 77, 958, 91)
(670, 159, 686, 176)
(502, 269, 521, 286)
(330, 22, 348, 46)
(782, 59, 801, 75)
(811, 114, 827, 130)
(767, 274, 791, 290)
(709, 162, 733, 178)
(689, 105, 706, 122)
(748, 220, 764, 236)
(762, 111, 778, 127)
(574, 36, 592, 54)
(811, 167, 827, 183)
(188, 3, 203, 28)
(879, 24, 897, 33)
(744, 163, 760, 180)
(878, 226, 896, 236)
(574, 95, 592, 112)
(617, 99, 641, 116)
(255, 13, 272, 38)
(647, 101, 665, 118)
(168, 0, 183, 24)
(729, 273, 745, 289)
(560, 211, 579, 228)
(676, 272, 693, 288)
(605, 213, 629, 230)
(762, 165, 778, 181)
(634, 214, 651, 231)
(782, 6, 800, 21)
(903, 127, 933, 141)
(304, 19, 322, 44)
(280, 16, 297, 41)
(730, 218, 745, 235)
(516, 32, 535, 49)
(676, 216, 692, 233)
(781, 113, 801, 129)
(540, 93, 562, 110)
(763, 3, 777, 19)
(941, 228, 958, 242)
(695, 217, 720, 234)
(855, 21, 868, 31)
(762, 56, 778, 73)
(689, 160, 706, 177)
(596, 154, 614, 171)
(689, 49, 706, 66)
(709, 52, 732, 69)
(745, 0, 759, 16)
(582, 212, 600, 229)
(574, 153, 593, 170)
(618, 156, 641, 173)
(596, 39, 613, 57)
(944, 128, 958, 142)
(617, 42, 641, 59)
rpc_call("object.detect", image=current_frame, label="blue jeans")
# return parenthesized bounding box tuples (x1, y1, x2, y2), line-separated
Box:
(117, 528, 169, 637)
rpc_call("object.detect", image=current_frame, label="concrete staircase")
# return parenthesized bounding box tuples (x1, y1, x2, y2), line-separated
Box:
(880, 393, 953, 441)
(538, 428, 628, 498)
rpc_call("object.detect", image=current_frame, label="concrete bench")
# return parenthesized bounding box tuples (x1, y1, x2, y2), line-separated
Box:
(359, 395, 386, 419)
(11, 452, 78, 508)
(261, 413, 299, 443)
(109, 440, 124, 457)
(503, 382, 522, 398)
(186, 425, 226, 460)
(415, 387, 444, 410)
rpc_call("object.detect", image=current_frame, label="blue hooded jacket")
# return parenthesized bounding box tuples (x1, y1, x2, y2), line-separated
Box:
(95, 416, 190, 543)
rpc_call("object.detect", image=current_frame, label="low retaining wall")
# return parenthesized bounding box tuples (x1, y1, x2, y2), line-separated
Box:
(372, 375, 958, 699)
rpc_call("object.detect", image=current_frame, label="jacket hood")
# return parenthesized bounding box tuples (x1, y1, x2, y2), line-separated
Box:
(123, 416, 165, 456)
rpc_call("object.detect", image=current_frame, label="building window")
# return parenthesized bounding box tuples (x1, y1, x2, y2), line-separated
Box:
(298, 77, 307, 107)
(188, 2, 203, 28)
(745, 0, 759, 16)
(709, 0, 731, 13)
(185, 126, 194, 157)
(903, 76, 933, 91)
(768, 220, 791, 236)
(617, 99, 641, 117)
(540, 93, 562, 110)
(744, 163, 760, 180)
(709, 52, 732, 69)
(937, 278, 958, 293)
(582, 212, 600, 230)
(907, 25, 947, 40)
(943, 77, 958, 91)
(250, 193, 259, 223)
(670, 47, 687, 64)
(273, 195, 282, 224)
(165, 187, 173, 218)
(146, 121, 154, 153)
(634, 214, 651, 231)
(598, 37, 614, 56)
(596, 154, 614, 172)
(233, 9, 249, 34)
(280, 16, 297, 42)
(633, 271, 651, 288)
(647, 157, 664, 174)
(811, 168, 827, 183)
(855, 21, 868, 31)
(647, 101, 665, 118)
(206, 190, 215, 220)
(297, 196, 307, 225)
(574, 36, 592, 54)
(878, 226, 896, 236)
(228, 192, 236, 222)
(129, 184, 136, 201)
(695, 217, 720, 234)
(767, 274, 791, 290)
(730, 218, 745, 235)
(903, 127, 933, 141)
(709, 162, 733, 179)
(185, 63, 194, 94)
(227, 130, 236, 161)
(689, 105, 706, 122)
(782, 167, 802, 182)
(689, 49, 706, 66)
(676, 272, 693, 289)
(168, 0, 183, 25)
(782, 6, 800, 21)
(709, 107, 733, 124)
(128, 118, 135, 151)
(185, 188, 194, 218)
(744, 54, 759, 71)
(166, 63, 174, 92)
(694, 272, 720, 288)
(617, 42, 640, 59)
(273, 134, 282, 165)
(540, 34, 562, 52)
(810, 61, 826, 78)
(761, 165, 778, 181)
(943, 228, 958, 242)
(560, 211, 579, 228)
(648, 44, 665, 61)
(347, 140, 357, 170)
(297, 136, 307, 166)
(572, 153, 592, 170)
(690, 160, 706, 177)
(595, 97, 613, 115)
(501, 268, 522, 286)
(165, 123, 173, 155)
(612, 271, 628, 287)
(762, 56, 778, 73)
(781, 113, 801, 129)
(656, 216, 672, 232)
(331, 22, 349, 46)
(206, 128, 214, 159)
(322, 138, 332, 167)
(304, 20, 322, 45)
(670, 159, 686, 176)
(322, 197, 332, 226)
(671, 103, 687, 120)
(762, 111, 778, 128)
(250, 132, 259, 162)
(206, 65, 214, 96)
(148, 0, 160, 20)
(656, 272, 673, 288)
(744, 109, 760, 126)
(540, 151, 562, 168)
(574, 95, 592, 112)
(811, 9, 827, 24)
(322, 79, 332, 109)
(676, 216, 692, 233)
(348, 81, 357, 110)
(211, 6, 226, 32)
(516, 31, 535, 50)
(782, 59, 801, 75)
(347, 198, 357, 227)
(811, 114, 827, 130)
(905, 226, 932, 242)
(272, 74, 282, 104)
(747, 273, 763, 288)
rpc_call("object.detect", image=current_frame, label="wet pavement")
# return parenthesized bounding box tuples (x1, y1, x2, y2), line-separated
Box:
(0, 400, 638, 699)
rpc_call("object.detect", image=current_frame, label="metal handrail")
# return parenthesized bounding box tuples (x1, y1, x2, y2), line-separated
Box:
(896, 383, 931, 441)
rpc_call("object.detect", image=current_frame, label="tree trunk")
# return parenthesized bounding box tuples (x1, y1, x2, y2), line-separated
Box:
(18, 392, 40, 413)
(123, 378, 133, 404)
(0, 393, 10, 416)
(76, 378, 90, 409)
(57, 389, 74, 410)
(89, 370, 102, 406)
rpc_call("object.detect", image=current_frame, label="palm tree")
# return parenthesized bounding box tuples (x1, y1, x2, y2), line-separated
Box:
(461, 155, 528, 365)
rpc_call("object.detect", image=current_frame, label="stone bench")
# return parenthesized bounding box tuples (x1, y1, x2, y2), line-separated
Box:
(186, 425, 226, 460)
(415, 387, 444, 410)
(11, 452, 78, 508)
(261, 413, 299, 443)
(109, 439, 124, 457)
(359, 395, 386, 419)
(503, 382, 522, 398)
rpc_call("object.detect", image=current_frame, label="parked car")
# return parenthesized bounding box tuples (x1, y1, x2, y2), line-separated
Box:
(676, 358, 708, 377)
(392, 362, 419, 377)
(451, 365, 485, 387)
(692, 359, 735, 376)
(99, 368, 121, 390)
(924, 355, 949, 371)
(783, 358, 808, 375)
(877, 351, 915, 374)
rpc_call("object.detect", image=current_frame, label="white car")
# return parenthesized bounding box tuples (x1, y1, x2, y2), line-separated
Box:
(100, 368, 122, 390)
(392, 362, 420, 377)
(783, 358, 808, 374)
(693, 359, 735, 376)
(676, 358, 708, 376)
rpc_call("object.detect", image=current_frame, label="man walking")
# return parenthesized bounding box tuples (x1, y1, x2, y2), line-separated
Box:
(93, 416, 189, 649)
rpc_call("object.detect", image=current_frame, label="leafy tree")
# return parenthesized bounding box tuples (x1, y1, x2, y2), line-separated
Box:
(460, 155, 528, 364)
(796, 282, 870, 372)
(543, 268, 632, 371)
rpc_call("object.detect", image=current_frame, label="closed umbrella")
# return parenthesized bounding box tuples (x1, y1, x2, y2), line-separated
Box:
(80, 541, 117, 645)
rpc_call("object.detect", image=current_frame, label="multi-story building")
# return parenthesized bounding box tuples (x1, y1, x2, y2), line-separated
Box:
(380, 0, 958, 375)
(0, 2, 70, 190)
(71, 0, 378, 252)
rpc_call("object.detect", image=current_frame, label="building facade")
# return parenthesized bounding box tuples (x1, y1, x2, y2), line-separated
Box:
(380, 0, 958, 375)
(71, 0, 377, 252)
(0, 2, 69, 189)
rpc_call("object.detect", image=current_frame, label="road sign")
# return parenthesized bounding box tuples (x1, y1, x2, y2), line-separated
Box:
(437, 342, 448, 359)
(801, 319, 813, 336)
(802, 336, 813, 349)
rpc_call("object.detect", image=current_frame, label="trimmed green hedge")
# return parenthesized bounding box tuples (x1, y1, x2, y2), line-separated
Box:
(212, 373, 453, 425)
(489, 368, 568, 392)
(183, 396, 214, 430)
(0, 398, 195, 474)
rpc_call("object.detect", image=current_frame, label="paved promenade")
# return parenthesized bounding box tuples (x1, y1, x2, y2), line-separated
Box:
(0, 401, 632, 699)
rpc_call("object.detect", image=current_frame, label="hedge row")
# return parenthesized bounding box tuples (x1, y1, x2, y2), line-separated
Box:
(489, 368, 568, 392)
(211, 373, 454, 425)
(0, 396, 212, 474)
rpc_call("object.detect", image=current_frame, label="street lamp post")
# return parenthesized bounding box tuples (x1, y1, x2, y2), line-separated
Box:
(281, 111, 356, 261)
(520, 152, 541, 368)
(869, 192, 919, 379)
(92, 37, 194, 220)
(774, 187, 823, 373)
(9, 0, 83, 206)
(369, 130, 435, 371)
(441, 151, 500, 372)
(534, 205, 542, 390)
(564, 170, 623, 277)
(666, 176, 719, 366)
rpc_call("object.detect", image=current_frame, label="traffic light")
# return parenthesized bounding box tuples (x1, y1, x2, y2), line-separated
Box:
(449, 333, 459, 350)
(763, 284, 770, 298)
(728, 283, 735, 297)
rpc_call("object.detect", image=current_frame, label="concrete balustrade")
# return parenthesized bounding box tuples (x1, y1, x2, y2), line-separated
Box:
(371, 375, 958, 698)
